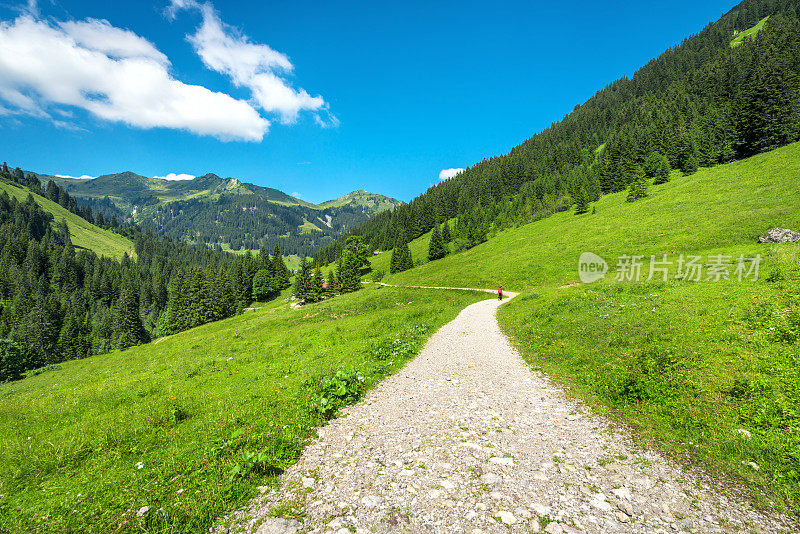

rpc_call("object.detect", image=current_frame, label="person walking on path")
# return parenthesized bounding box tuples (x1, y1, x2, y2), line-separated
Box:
(498, 285, 503, 301)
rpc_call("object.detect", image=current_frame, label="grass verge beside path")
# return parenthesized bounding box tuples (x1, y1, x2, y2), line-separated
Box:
(0, 285, 486, 533)
(499, 243, 800, 515)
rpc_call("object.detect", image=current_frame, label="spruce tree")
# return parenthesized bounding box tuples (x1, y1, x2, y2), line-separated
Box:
(115, 278, 149, 345)
(271, 245, 291, 289)
(653, 154, 672, 184)
(626, 168, 649, 202)
(307, 265, 324, 302)
(326, 268, 337, 294)
(390, 231, 413, 273)
(643, 152, 662, 179)
(679, 138, 699, 175)
(428, 224, 446, 261)
(574, 188, 589, 215)
(441, 220, 451, 243)
(681, 153, 698, 176)
(258, 246, 271, 271)
(339, 241, 363, 293)
(252, 269, 277, 301)
(293, 257, 311, 301)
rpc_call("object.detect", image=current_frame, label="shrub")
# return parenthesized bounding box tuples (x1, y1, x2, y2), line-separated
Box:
(312, 370, 365, 420)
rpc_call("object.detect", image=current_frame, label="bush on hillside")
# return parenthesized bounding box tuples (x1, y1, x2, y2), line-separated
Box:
(0, 339, 27, 382)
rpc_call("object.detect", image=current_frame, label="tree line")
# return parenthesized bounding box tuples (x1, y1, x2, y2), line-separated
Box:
(317, 0, 800, 266)
(0, 173, 294, 382)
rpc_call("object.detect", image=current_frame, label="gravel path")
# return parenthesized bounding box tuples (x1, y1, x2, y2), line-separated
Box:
(221, 293, 794, 534)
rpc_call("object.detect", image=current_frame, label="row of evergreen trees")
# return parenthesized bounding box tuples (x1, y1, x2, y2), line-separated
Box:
(165, 245, 291, 333)
(388, 220, 454, 275)
(0, 170, 297, 382)
(317, 0, 800, 266)
(293, 237, 369, 302)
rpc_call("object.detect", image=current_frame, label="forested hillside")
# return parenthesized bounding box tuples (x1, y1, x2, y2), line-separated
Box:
(0, 167, 297, 382)
(43, 172, 401, 256)
(317, 0, 800, 264)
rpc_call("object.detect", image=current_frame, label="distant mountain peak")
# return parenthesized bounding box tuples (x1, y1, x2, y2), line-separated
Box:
(318, 189, 402, 211)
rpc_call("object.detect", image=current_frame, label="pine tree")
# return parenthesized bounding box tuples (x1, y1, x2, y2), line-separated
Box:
(441, 220, 451, 243)
(293, 257, 311, 301)
(626, 167, 649, 202)
(574, 188, 589, 215)
(390, 230, 413, 273)
(428, 224, 446, 260)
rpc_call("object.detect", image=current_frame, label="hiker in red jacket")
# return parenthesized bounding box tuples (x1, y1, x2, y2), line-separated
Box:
(498, 285, 503, 301)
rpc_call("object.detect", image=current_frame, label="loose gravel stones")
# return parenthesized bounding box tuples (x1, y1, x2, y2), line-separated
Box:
(219, 295, 795, 533)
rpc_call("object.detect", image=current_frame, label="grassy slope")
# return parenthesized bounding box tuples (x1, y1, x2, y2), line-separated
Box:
(0, 181, 134, 261)
(298, 219, 323, 233)
(317, 190, 401, 213)
(731, 16, 769, 47)
(0, 286, 486, 533)
(379, 142, 800, 514)
(382, 142, 800, 291)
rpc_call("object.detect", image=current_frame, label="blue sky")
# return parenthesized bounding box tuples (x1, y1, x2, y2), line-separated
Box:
(0, 0, 735, 203)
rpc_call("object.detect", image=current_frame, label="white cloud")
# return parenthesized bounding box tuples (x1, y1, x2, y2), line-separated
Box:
(55, 174, 95, 179)
(439, 168, 465, 180)
(154, 172, 196, 181)
(0, 15, 269, 141)
(168, 0, 336, 126)
(291, 191, 302, 198)
(60, 19, 169, 65)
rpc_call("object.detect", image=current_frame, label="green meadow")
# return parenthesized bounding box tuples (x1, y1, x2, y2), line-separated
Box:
(376, 141, 800, 513)
(0, 286, 485, 533)
(730, 16, 770, 47)
(2, 141, 799, 532)
(0, 181, 135, 261)
(379, 141, 800, 291)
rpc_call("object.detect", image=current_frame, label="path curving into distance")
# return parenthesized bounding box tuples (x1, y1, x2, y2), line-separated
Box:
(220, 288, 794, 534)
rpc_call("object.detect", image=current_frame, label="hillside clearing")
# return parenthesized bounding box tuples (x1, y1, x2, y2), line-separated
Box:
(731, 16, 770, 47)
(0, 180, 134, 261)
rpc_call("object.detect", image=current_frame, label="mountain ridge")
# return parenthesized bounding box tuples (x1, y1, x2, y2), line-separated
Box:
(33, 170, 402, 256)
